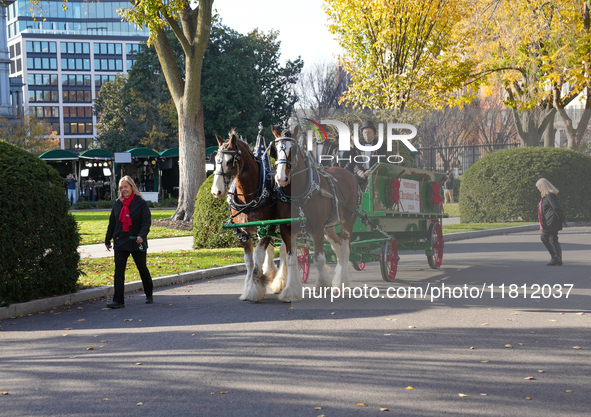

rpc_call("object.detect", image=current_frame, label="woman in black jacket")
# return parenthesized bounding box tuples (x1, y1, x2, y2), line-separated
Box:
(536, 178, 566, 266)
(105, 175, 154, 308)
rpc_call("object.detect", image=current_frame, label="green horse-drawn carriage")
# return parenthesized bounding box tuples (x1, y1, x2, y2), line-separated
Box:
(295, 163, 448, 282)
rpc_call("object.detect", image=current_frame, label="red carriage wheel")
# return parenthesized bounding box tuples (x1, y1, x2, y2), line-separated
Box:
(352, 262, 366, 271)
(297, 247, 310, 282)
(427, 221, 444, 269)
(380, 238, 398, 282)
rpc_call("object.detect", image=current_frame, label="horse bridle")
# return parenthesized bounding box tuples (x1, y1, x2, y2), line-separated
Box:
(272, 137, 306, 183)
(213, 143, 242, 190)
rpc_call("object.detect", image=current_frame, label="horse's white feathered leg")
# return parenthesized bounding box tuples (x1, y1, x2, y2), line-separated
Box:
(278, 250, 302, 302)
(270, 242, 288, 293)
(315, 252, 332, 289)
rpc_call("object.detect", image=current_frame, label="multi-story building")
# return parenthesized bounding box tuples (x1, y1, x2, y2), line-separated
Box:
(6, 0, 148, 152)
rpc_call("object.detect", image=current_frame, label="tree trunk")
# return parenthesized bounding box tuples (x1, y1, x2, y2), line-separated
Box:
(145, 2, 212, 222)
(511, 108, 556, 147)
(173, 96, 207, 222)
(543, 111, 556, 147)
(557, 108, 591, 151)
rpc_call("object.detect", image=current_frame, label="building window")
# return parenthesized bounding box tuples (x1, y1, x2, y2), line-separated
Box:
(28, 90, 58, 103)
(28, 106, 60, 118)
(94, 74, 117, 88)
(94, 42, 123, 56)
(26, 41, 57, 54)
(94, 58, 123, 72)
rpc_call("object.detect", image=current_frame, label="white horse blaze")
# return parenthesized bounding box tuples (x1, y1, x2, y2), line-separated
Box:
(211, 174, 226, 198)
(275, 163, 289, 187)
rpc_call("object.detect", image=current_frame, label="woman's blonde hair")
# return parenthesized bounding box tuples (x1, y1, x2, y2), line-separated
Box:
(536, 178, 559, 197)
(118, 175, 144, 200)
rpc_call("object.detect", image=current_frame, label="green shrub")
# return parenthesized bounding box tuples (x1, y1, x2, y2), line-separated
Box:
(72, 201, 93, 210)
(460, 147, 591, 222)
(193, 174, 237, 249)
(0, 141, 81, 307)
(95, 200, 114, 209)
(155, 198, 178, 208)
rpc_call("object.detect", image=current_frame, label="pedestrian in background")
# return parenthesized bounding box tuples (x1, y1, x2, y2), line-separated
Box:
(66, 173, 77, 205)
(444, 171, 454, 204)
(104, 175, 154, 308)
(536, 178, 566, 266)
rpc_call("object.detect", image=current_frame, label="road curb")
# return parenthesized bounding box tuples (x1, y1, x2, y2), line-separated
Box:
(0, 263, 246, 321)
(2, 222, 588, 321)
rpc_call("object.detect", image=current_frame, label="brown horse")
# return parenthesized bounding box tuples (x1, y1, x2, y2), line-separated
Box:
(211, 130, 293, 302)
(272, 127, 360, 290)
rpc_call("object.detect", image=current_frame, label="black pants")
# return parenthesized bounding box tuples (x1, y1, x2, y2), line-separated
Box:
(541, 230, 562, 260)
(113, 250, 153, 304)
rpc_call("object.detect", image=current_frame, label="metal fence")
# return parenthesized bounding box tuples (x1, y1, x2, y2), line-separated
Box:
(418, 142, 521, 175)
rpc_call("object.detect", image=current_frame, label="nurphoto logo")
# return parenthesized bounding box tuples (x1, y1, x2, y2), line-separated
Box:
(303, 118, 418, 165)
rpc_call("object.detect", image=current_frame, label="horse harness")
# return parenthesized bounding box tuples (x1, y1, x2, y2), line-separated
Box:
(216, 133, 275, 242)
(273, 137, 358, 230)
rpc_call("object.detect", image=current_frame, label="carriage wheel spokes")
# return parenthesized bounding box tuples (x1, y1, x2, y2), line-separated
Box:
(427, 221, 444, 269)
(297, 246, 310, 282)
(380, 237, 398, 282)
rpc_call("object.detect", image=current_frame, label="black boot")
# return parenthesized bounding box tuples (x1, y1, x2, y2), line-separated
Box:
(554, 242, 563, 266)
(547, 257, 561, 266)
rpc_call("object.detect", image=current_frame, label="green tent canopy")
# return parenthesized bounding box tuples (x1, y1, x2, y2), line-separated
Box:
(79, 149, 114, 160)
(38, 149, 79, 161)
(126, 147, 160, 158)
(159, 147, 179, 158)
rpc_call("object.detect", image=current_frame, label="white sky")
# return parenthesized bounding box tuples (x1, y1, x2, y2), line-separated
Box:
(213, 0, 342, 69)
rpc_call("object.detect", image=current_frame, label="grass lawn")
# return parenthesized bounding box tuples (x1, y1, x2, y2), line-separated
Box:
(74, 210, 192, 245)
(78, 248, 247, 289)
(442, 203, 460, 217)
(443, 222, 537, 234)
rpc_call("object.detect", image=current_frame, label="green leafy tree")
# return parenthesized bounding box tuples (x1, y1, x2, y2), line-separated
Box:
(93, 75, 149, 152)
(96, 24, 303, 149)
(201, 25, 303, 142)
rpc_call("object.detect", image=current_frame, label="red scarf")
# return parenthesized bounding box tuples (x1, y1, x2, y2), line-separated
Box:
(119, 193, 135, 232)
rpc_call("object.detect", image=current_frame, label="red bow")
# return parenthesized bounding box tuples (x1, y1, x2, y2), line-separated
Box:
(392, 179, 400, 203)
(432, 182, 444, 205)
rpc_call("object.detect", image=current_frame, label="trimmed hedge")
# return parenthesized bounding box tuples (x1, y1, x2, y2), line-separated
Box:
(193, 174, 237, 249)
(460, 147, 591, 222)
(0, 141, 81, 307)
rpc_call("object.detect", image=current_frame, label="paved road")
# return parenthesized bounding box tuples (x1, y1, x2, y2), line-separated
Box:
(1, 227, 590, 416)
